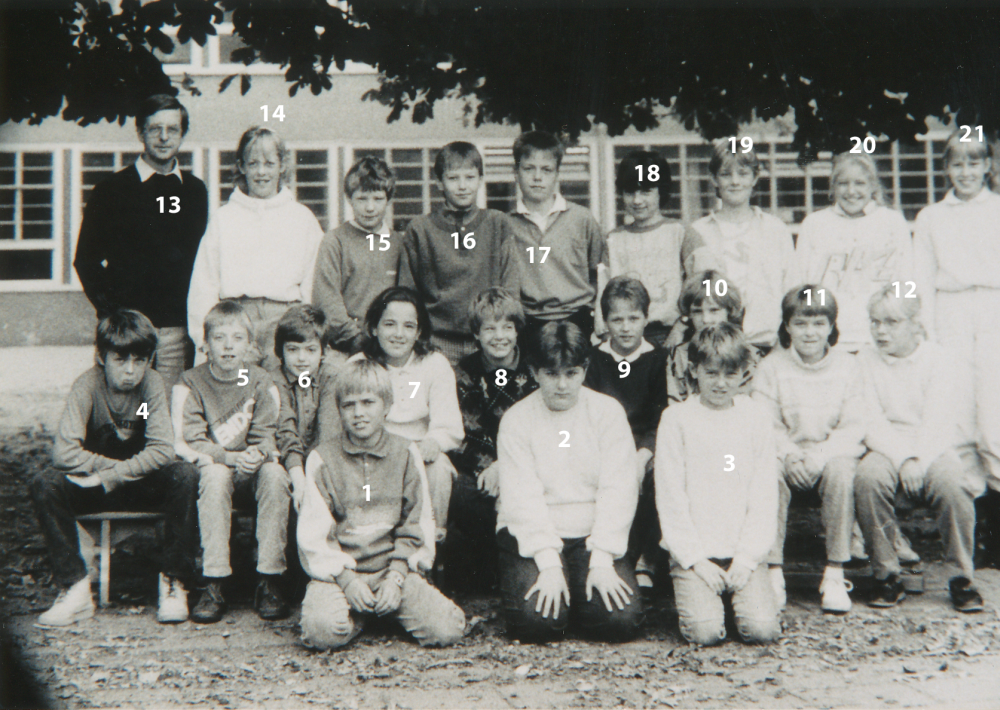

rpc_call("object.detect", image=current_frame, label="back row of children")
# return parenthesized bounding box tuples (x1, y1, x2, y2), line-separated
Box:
(33, 127, 1000, 650)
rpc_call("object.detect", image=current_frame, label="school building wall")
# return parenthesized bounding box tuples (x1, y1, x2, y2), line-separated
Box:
(0, 46, 953, 347)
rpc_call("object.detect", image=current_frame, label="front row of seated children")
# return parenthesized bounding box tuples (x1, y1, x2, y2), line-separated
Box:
(30, 275, 989, 648)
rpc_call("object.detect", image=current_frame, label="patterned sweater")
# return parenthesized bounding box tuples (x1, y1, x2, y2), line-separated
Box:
(449, 348, 538, 477)
(172, 363, 280, 465)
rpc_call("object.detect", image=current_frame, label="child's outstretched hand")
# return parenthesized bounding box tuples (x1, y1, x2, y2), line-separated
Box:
(693, 559, 728, 594)
(374, 571, 404, 616)
(524, 567, 570, 620)
(586, 567, 634, 612)
(417, 438, 441, 463)
(726, 562, 753, 592)
(343, 578, 376, 613)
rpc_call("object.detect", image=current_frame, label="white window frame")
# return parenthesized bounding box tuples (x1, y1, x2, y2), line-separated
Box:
(0, 145, 66, 292)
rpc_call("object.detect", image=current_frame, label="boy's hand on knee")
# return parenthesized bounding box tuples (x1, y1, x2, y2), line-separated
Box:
(693, 559, 728, 594)
(66, 473, 102, 488)
(477, 462, 500, 497)
(343, 578, 376, 613)
(785, 458, 811, 489)
(417, 438, 441, 464)
(374, 572, 404, 616)
(586, 567, 634, 612)
(899, 459, 926, 499)
(525, 567, 570, 620)
(726, 562, 753, 592)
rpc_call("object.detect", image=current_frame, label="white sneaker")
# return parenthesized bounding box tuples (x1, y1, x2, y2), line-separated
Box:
(157, 573, 189, 624)
(820, 567, 853, 614)
(37, 578, 94, 627)
(895, 533, 921, 565)
(769, 566, 786, 610)
(850, 523, 868, 561)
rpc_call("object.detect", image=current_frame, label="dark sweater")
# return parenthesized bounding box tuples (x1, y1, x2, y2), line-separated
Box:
(398, 206, 521, 338)
(449, 348, 538, 477)
(74, 164, 208, 327)
(583, 343, 669, 453)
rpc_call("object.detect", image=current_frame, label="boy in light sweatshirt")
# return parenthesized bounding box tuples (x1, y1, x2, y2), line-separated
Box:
(173, 299, 290, 624)
(297, 359, 466, 649)
(655, 322, 780, 646)
(30, 310, 199, 626)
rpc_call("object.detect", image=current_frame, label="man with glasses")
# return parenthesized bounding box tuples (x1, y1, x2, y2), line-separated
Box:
(74, 94, 209, 393)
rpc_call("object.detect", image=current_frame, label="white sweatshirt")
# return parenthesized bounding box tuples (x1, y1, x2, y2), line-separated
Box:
(913, 188, 1000, 339)
(794, 204, 914, 351)
(752, 345, 866, 473)
(496, 388, 639, 571)
(654, 395, 778, 571)
(856, 340, 976, 475)
(187, 188, 323, 349)
(687, 208, 795, 346)
(347, 351, 464, 452)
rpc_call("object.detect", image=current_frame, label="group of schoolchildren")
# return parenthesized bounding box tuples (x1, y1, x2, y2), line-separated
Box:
(31, 117, 1000, 654)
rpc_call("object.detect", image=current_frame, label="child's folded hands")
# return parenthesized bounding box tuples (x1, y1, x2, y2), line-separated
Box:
(374, 572, 404, 616)
(693, 559, 728, 594)
(343, 578, 376, 613)
(725, 561, 753, 592)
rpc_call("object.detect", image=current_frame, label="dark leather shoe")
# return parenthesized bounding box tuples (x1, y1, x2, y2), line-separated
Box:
(255, 577, 290, 620)
(868, 573, 905, 608)
(949, 576, 984, 613)
(191, 581, 226, 623)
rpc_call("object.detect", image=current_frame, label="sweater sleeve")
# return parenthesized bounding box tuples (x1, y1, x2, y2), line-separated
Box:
(497, 406, 564, 568)
(859, 354, 913, 471)
(732, 404, 779, 571)
(312, 233, 363, 344)
(52, 376, 119, 475)
(679, 225, 711, 281)
(654, 408, 706, 569)
(187, 217, 223, 354)
(749, 355, 799, 461)
(806, 362, 867, 471)
(396, 225, 420, 292)
(390, 446, 429, 578)
(912, 210, 938, 342)
(639, 352, 670, 454)
(172, 379, 227, 465)
(275, 379, 306, 470)
(297, 450, 357, 583)
(73, 184, 116, 317)
(586, 399, 639, 562)
(499, 215, 522, 300)
(586, 213, 608, 302)
(685, 223, 723, 273)
(100, 374, 175, 492)
(298, 215, 324, 305)
(425, 355, 464, 452)
(912, 352, 967, 474)
(246, 377, 281, 457)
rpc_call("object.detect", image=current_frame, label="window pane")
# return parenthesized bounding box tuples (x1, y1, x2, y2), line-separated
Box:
(0, 170, 14, 186)
(391, 149, 422, 164)
(153, 38, 192, 64)
(22, 189, 52, 205)
(22, 223, 52, 239)
(22, 206, 51, 222)
(0, 224, 12, 239)
(296, 151, 326, 166)
(218, 32, 248, 64)
(295, 168, 327, 183)
(0, 249, 51, 279)
(0, 153, 14, 168)
(23, 153, 52, 167)
(82, 153, 115, 168)
(22, 169, 51, 185)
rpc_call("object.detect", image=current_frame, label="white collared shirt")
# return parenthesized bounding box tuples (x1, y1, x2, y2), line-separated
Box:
(515, 192, 568, 233)
(598, 338, 655, 363)
(134, 156, 184, 182)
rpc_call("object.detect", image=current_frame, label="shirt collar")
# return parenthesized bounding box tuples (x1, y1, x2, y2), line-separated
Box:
(707, 206, 764, 225)
(481, 346, 521, 373)
(832, 201, 878, 219)
(598, 338, 654, 363)
(943, 187, 992, 206)
(349, 219, 389, 235)
(441, 203, 480, 222)
(340, 428, 391, 458)
(134, 156, 183, 182)
(515, 192, 567, 218)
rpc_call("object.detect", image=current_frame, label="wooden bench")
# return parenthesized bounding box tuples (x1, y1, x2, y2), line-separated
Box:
(76, 512, 164, 607)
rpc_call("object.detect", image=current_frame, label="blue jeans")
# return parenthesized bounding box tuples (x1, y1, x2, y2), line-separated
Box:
(497, 528, 641, 642)
(670, 559, 779, 646)
(299, 570, 466, 650)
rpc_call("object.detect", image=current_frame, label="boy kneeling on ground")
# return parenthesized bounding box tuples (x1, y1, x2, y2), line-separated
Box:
(31, 309, 199, 626)
(297, 359, 466, 650)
